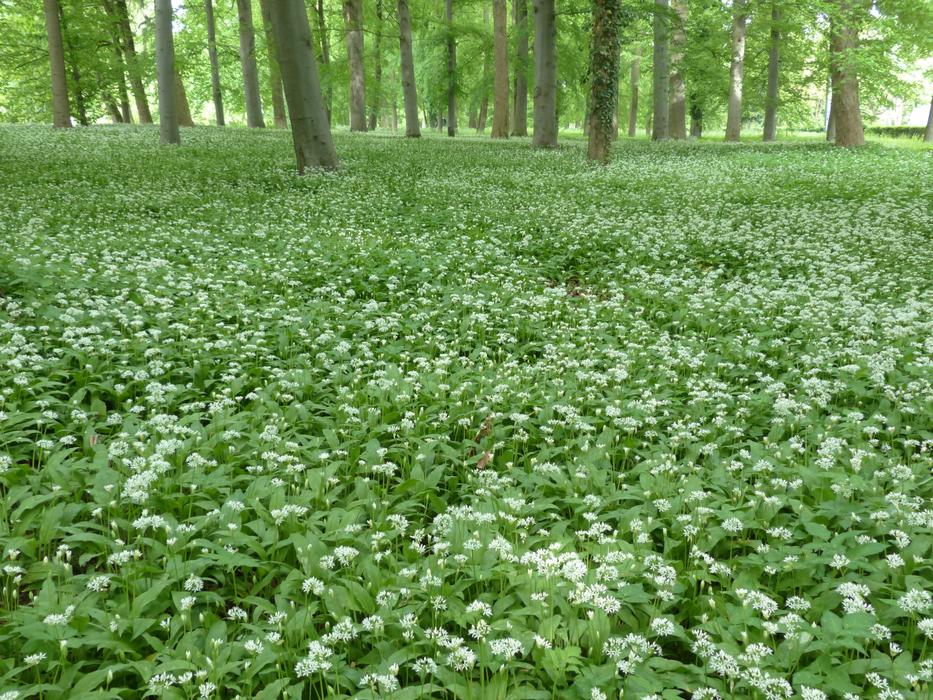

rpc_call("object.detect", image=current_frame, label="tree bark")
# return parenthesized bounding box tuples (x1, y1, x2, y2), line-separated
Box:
(512, 0, 529, 135)
(667, 0, 686, 139)
(689, 99, 702, 137)
(237, 0, 266, 128)
(101, 0, 133, 122)
(259, 0, 288, 128)
(203, 0, 225, 126)
(925, 94, 933, 143)
(446, 0, 457, 135)
(105, 93, 122, 123)
(58, 4, 88, 126)
(116, 0, 152, 123)
(269, 0, 338, 171)
(477, 1, 491, 133)
(397, 0, 421, 136)
(627, 47, 640, 137)
(44, 0, 71, 127)
(316, 0, 333, 123)
(175, 65, 195, 127)
(762, 1, 780, 141)
(344, 0, 367, 131)
(586, 0, 621, 163)
(532, 0, 557, 147)
(491, 0, 509, 137)
(651, 0, 669, 140)
(724, 0, 747, 142)
(154, 0, 179, 144)
(829, 0, 864, 147)
(371, 0, 385, 130)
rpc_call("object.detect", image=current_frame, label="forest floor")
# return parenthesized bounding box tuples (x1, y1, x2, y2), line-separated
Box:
(0, 125, 931, 699)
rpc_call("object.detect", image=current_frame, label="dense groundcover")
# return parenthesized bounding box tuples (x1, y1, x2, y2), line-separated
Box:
(0, 126, 931, 699)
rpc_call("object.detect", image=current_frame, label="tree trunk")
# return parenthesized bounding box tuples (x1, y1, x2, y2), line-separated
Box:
(668, 0, 686, 139)
(102, 0, 133, 122)
(511, 0, 528, 135)
(532, 0, 557, 147)
(829, 0, 864, 147)
(344, 0, 367, 131)
(925, 94, 933, 143)
(259, 0, 288, 128)
(627, 47, 640, 137)
(762, 1, 780, 141)
(477, 1, 491, 133)
(316, 0, 333, 123)
(44, 0, 71, 129)
(724, 0, 747, 142)
(651, 0, 669, 140)
(689, 99, 702, 137)
(446, 0, 456, 136)
(491, 0, 509, 137)
(117, 69, 132, 123)
(175, 65, 195, 127)
(154, 0, 180, 144)
(586, 0, 622, 163)
(397, 0, 420, 136)
(370, 0, 385, 130)
(203, 0, 225, 126)
(268, 0, 338, 171)
(116, 0, 152, 123)
(826, 100, 836, 141)
(237, 0, 266, 128)
(105, 93, 122, 122)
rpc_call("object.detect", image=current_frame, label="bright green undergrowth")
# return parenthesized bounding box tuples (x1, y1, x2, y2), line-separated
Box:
(0, 125, 931, 700)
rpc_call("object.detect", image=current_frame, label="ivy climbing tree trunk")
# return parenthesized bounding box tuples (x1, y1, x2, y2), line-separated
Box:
(268, 0, 338, 171)
(154, 0, 180, 144)
(446, 0, 456, 136)
(586, 0, 622, 163)
(43, 0, 71, 128)
(829, 0, 864, 147)
(725, 0, 747, 141)
(344, 0, 367, 131)
(511, 0, 529, 136)
(763, 1, 780, 141)
(651, 0, 669, 140)
(116, 0, 152, 123)
(397, 0, 420, 136)
(627, 47, 640, 137)
(237, 0, 266, 128)
(532, 0, 557, 147)
(259, 0, 288, 128)
(491, 0, 509, 137)
(204, 0, 224, 126)
(667, 0, 686, 140)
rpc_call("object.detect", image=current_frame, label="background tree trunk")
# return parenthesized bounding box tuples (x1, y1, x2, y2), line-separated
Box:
(830, 0, 864, 147)
(477, 1, 491, 133)
(237, 0, 266, 128)
(59, 6, 88, 125)
(116, 0, 152, 123)
(344, 0, 367, 131)
(204, 0, 225, 126)
(446, 0, 456, 136)
(316, 0, 332, 123)
(397, 0, 420, 136)
(762, 2, 780, 141)
(724, 0, 747, 141)
(511, 0, 528, 136)
(370, 0, 384, 130)
(44, 0, 71, 128)
(259, 0, 288, 128)
(689, 99, 702, 137)
(652, 0, 669, 140)
(627, 47, 640, 137)
(925, 94, 933, 143)
(667, 0, 686, 139)
(532, 0, 557, 147)
(826, 100, 835, 140)
(154, 0, 179, 144)
(269, 0, 338, 171)
(174, 65, 195, 126)
(101, 0, 133, 122)
(586, 0, 621, 163)
(491, 0, 509, 137)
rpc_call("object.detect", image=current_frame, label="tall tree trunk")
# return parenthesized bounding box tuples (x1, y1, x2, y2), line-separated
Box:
(668, 0, 686, 139)
(59, 5, 88, 126)
(44, 0, 71, 127)
(511, 0, 528, 135)
(268, 0, 338, 171)
(397, 0, 421, 136)
(445, 0, 456, 135)
(237, 0, 266, 128)
(154, 0, 180, 144)
(491, 0, 509, 137)
(259, 0, 288, 128)
(532, 0, 557, 146)
(689, 98, 702, 137)
(102, 0, 134, 122)
(762, 1, 780, 141)
(344, 0, 367, 131)
(105, 93, 122, 122)
(116, 0, 152, 123)
(204, 0, 225, 125)
(372, 0, 385, 130)
(586, 0, 622, 163)
(829, 0, 864, 147)
(627, 47, 640, 137)
(924, 94, 933, 143)
(175, 65, 195, 126)
(651, 0, 669, 140)
(117, 70, 132, 122)
(316, 0, 333, 123)
(477, 1, 491, 133)
(724, 0, 747, 142)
